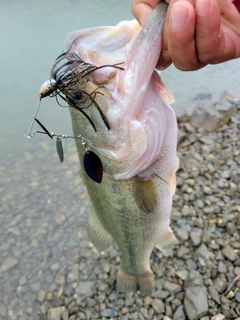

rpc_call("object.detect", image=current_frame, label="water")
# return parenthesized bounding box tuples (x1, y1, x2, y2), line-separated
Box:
(0, 0, 239, 318)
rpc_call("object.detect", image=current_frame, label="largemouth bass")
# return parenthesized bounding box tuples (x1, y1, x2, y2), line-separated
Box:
(63, 2, 178, 295)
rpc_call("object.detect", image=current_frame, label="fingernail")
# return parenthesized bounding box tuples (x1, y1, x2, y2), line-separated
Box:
(171, 6, 188, 29)
(197, 0, 210, 16)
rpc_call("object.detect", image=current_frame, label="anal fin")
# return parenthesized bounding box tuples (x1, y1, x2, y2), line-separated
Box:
(87, 207, 114, 251)
(155, 228, 178, 253)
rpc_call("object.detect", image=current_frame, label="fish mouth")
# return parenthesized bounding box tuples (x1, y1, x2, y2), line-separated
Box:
(60, 2, 171, 180)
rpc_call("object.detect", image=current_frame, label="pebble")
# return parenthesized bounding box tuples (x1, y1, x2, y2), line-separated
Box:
(173, 304, 186, 320)
(176, 270, 189, 281)
(190, 230, 202, 246)
(152, 290, 169, 299)
(221, 246, 237, 262)
(184, 286, 208, 320)
(208, 286, 221, 304)
(0, 305, 7, 317)
(47, 306, 66, 320)
(151, 298, 165, 313)
(184, 270, 203, 288)
(75, 281, 95, 297)
(210, 314, 225, 320)
(0, 257, 19, 273)
(164, 281, 182, 294)
(217, 261, 227, 273)
(235, 292, 240, 303)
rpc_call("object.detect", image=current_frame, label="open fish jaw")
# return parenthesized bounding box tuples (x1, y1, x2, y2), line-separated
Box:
(64, 2, 179, 295)
(63, 2, 174, 180)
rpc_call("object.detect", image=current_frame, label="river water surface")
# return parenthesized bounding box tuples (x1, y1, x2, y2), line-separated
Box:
(0, 1, 239, 319)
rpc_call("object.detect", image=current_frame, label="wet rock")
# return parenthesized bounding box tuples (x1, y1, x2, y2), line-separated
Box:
(184, 286, 208, 320)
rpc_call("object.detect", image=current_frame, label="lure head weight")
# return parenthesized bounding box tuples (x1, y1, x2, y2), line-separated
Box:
(38, 79, 57, 99)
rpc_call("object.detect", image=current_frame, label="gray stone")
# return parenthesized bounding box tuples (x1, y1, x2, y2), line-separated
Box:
(47, 307, 66, 320)
(190, 231, 202, 246)
(67, 263, 79, 283)
(210, 314, 225, 320)
(208, 286, 220, 304)
(125, 297, 134, 307)
(187, 261, 198, 271)
(0, 257, 19, 273)
(151, 298, 165, 313)
(173, 304, 186, 320)
(101, 308, 116, 317)
(196, 243, 214, 267)
(164, 281, 182, 294)
(75, 281, 95, 297)
(218, 261, 227, 273)
(29, 281, 41, 293)
(61, 309, 69, 320)
(175, 226, 189, 241)
(176, 270, 189, 281)
(184, 270, 203, 288)
(202, 230, 212, 243)
(221, 246, 237, 261)
(177, 245, 189, 258)
(152, 290, 169, 299)
(189, 97, 233, 132)
(184, 286, 208, 320)
(0, 304, 7, 317)
(235, 292, 240, 303)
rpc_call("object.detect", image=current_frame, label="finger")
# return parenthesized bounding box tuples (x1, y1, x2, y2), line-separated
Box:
(131, 0, 161, 25)
(195, 0, 240, 63)
(160, 0, 206, 70)
(195, 0, 225, 63)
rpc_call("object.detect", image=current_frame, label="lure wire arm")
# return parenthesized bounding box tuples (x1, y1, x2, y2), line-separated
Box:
(25, 100, 42, 139)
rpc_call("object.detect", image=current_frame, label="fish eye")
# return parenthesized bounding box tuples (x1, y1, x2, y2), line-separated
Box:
(71, 92, 83, 102)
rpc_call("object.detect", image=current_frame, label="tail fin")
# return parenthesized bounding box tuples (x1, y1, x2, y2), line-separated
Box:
(116, 266, 154, 296)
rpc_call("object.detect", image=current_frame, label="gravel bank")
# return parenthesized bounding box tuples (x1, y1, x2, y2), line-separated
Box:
(0, 93, 239, 320)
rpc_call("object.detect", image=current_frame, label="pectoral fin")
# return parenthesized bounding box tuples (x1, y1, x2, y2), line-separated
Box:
(133, 178, 158, 213)
(155, 228, 178, 252)
(87, 207, 114, 250)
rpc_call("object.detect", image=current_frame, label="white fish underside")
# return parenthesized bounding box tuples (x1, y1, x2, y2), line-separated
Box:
(63, 2, 179, 295)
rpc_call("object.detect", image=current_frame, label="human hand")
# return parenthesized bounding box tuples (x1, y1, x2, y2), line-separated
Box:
(132, 0, 240, 71)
